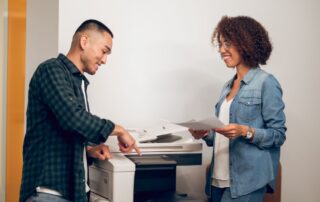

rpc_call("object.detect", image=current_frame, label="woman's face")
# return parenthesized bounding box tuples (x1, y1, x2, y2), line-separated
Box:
(218, 35, 243, 68)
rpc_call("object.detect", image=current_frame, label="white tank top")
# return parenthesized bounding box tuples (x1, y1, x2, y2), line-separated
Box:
(212, 98, 233, 188)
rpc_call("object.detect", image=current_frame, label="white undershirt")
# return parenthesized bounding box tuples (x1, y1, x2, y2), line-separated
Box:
(81, 80, 90, 193)
(212, 98, 233, 188)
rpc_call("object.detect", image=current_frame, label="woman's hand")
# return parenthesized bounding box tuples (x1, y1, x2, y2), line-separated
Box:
(188, 129, 209, 139)
(215, 123, 247, 139)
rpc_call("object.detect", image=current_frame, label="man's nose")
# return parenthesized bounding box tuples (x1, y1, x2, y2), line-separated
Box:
(101, 54, 107, 64)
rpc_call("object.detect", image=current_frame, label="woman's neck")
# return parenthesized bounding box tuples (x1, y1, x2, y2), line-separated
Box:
(235, 64, 250, 80)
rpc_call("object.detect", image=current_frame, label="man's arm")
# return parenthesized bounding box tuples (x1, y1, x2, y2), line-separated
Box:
(38, 62, 114, 144)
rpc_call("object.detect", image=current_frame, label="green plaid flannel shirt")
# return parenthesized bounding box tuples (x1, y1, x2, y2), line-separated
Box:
(20, 54, 115, 202)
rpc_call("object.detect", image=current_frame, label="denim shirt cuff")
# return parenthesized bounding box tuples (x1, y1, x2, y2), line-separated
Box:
(251, 128, 264, 145)
(202, 130, 214, 146)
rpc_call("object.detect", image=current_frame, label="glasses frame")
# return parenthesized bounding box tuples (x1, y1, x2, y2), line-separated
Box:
(214, 40, 232, 52)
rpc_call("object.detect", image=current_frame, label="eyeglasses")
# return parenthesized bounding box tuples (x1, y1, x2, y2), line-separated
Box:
(214, 40, 232, 51)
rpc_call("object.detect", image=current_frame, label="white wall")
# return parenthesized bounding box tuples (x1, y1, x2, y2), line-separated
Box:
(25, 0, 59, 90)
(26, 0, 320, 201)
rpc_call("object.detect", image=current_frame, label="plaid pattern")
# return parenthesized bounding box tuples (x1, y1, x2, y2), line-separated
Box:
(20, 54, 115, 202)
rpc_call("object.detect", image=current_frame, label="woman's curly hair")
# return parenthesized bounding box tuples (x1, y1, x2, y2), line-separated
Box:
(212, 16, 272, 67)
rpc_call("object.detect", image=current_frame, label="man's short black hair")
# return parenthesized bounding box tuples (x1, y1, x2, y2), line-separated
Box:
(75, 19, 113, 38)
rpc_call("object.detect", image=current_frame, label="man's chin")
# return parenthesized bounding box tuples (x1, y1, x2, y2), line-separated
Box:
(86, 71, 96, 75)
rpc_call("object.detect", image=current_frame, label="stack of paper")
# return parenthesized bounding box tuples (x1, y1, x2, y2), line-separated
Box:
(167, 116, 225, 130)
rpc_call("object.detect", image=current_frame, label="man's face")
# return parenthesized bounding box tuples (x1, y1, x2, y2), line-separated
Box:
(80, 31, 113, 75)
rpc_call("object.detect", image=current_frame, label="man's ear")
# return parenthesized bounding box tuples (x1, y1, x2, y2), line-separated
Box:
(79, 35, 88, 50)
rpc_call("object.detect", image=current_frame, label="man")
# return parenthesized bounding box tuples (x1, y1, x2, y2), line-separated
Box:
(20, 19, 140, 202)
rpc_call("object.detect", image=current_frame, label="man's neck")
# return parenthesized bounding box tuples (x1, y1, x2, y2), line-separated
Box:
(66, 51, 84, 73)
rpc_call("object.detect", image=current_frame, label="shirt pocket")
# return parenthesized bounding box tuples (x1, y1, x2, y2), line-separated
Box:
(236, 92, 262, 122)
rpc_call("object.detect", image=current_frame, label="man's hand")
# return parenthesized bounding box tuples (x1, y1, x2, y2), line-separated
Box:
(112, 124, 141, 155)
(86, 143, 112, 160)
(188, 129, 209, 139)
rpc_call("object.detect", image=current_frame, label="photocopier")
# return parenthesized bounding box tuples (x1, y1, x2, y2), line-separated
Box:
(89, 124, 203, 202)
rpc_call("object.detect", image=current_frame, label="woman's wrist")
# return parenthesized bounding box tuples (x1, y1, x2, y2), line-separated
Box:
(243, 126, 255, 140)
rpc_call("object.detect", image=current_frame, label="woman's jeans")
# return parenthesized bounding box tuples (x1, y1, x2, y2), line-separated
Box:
(211, 186, 266, 202)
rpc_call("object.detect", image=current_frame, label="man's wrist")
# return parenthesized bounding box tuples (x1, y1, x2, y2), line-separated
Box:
(112, 125, 124, 136)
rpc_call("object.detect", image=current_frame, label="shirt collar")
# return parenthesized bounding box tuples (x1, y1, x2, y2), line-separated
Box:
(227, 67, 260, 87)
(242, 67, 260, 85)
(57, 53, 90, 85)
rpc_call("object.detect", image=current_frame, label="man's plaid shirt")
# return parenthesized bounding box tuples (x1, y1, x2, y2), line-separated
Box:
(20, 54, 115, 202)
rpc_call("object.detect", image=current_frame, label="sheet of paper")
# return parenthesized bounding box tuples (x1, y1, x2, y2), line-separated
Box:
(167, 116, 225, 130)
(127, 124, 187, 142)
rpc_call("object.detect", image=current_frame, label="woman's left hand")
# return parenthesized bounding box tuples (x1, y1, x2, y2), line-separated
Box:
(215, 123, 247, 139)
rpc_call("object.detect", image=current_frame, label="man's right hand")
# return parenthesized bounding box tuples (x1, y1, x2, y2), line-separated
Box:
(112, 124, 141, 155)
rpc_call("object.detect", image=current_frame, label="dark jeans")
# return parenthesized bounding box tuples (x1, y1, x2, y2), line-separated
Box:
(26, 193, 71, 202)
(26, 192, 91, 202)
(211, 186, 266, 202)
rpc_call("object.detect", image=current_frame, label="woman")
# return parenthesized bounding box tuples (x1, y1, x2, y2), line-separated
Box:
(189, 16, 286, 202)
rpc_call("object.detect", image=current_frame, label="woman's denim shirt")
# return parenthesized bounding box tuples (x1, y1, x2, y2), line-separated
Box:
(203, 67, 286, 198)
